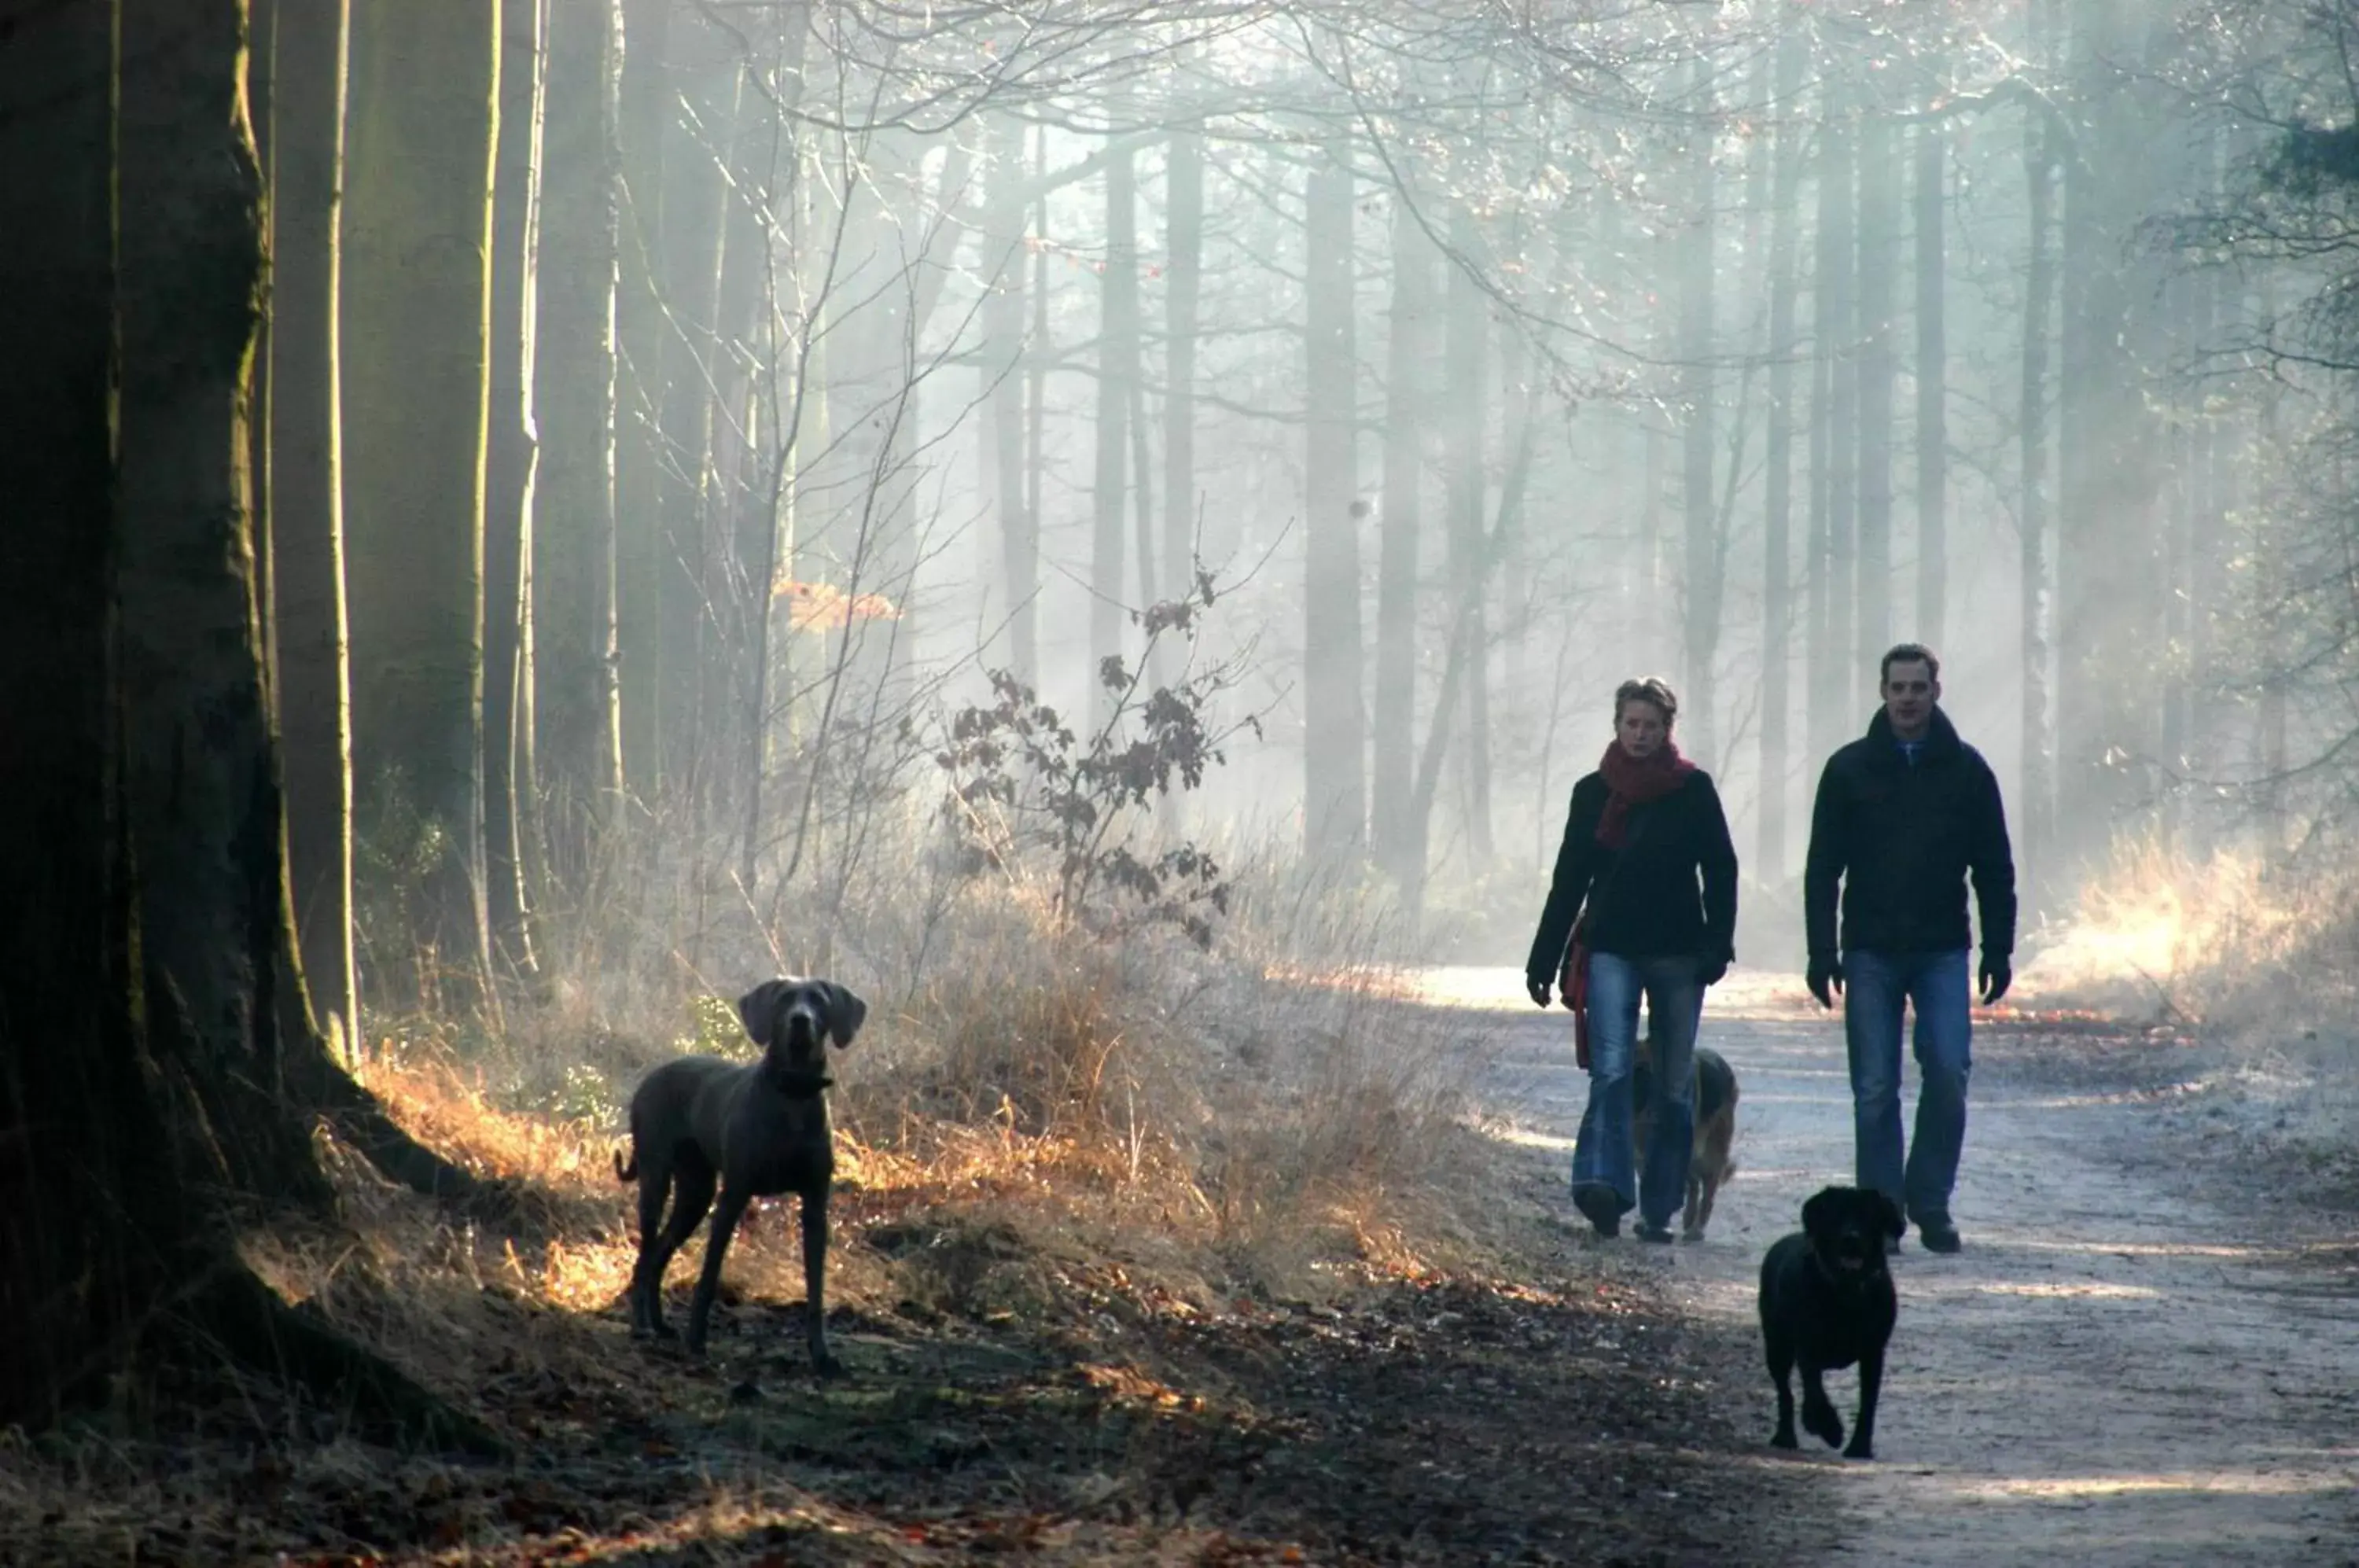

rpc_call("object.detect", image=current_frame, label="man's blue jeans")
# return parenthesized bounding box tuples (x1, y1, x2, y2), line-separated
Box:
(1844, 948, 1972, 1230)
(1571, 952, 1702, 1229)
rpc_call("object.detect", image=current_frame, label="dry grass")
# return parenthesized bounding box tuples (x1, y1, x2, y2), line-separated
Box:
(2016, 830, 2359, 1193)
(2018, 830, 2359, 1025)
(0, 805, 1844, 1565)
(329, 798, 1514, 1337)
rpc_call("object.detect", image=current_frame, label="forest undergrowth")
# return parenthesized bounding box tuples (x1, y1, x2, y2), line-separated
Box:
(2016, 831, 2359, 1208)
(0, 807, 1831, 1566)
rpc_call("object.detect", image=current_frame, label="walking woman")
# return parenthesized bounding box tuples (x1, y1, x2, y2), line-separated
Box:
(1525, 678, 1739, 1242)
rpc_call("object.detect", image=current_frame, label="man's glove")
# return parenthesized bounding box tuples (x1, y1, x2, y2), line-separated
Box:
(1698, 950, 1732, 988)
(1806, 955, 1844, 1010)
(1527, 975, 1552, 1010)
(1978, 952, 2012, 1007)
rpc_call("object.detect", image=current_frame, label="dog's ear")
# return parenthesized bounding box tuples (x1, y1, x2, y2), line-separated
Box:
(1872, 1190, 1906, 1240)
(737, 979, 791, 1046)
(1801, 1187, 1837, 1242)
(822, 982, 867, 1049)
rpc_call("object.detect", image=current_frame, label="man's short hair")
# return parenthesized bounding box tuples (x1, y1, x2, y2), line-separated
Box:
(1880, 642, 1940, 684)
(1614, 676, 1680, 727)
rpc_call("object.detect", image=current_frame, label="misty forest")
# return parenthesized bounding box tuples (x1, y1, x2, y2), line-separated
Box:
(5, 0, 2359, 1562)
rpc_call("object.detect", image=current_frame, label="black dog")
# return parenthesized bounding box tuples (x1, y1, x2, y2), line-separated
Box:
(1758, 1184, 1904, 1459)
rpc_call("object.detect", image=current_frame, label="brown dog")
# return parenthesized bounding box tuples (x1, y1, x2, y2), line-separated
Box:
(1632, 1029, 1739, 1240)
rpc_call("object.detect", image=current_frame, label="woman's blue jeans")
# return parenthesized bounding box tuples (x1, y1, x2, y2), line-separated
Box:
(1570, 952, 1703, 1229)
(1844, 948, 1972, 1230)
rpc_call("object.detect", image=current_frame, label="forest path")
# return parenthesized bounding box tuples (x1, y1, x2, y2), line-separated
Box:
(1415, 967, 2359, 1567)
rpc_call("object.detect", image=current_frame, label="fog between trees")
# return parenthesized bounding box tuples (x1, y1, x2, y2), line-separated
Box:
(280, 0, 2359, 985)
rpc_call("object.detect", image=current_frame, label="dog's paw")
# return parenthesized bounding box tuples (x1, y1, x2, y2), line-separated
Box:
(1802, 1402, 1845, 1449)
(1769, 1426, 1799, 1450)
(1841, 1441, 1875, 1461)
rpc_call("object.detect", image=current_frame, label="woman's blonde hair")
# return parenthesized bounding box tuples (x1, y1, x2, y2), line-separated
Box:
(1614, 676, 1679, 728)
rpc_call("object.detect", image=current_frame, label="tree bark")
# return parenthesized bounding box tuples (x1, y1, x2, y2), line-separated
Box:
(341, 0, 499, 1002)
(1303, 145, 1367, 861)
(1680, 60, 1720, 766)
(484, 0, 545, 973)
(269, 0, 359, 1058)
(614, 0, 669, 795)
(2019, 0, 2060, 928)
(0, 0, 501, 1448)
(985, 115, 1038, 686)
(534, 0, 624, 862)
(1165, 126, 1203, 625)
(1091, 126, 1139, 729)
(1855, 102, 1897, 670)
(0, 0, 172, 1421)
(653, 17, 741, 792)
(2057, 0, 2155, 866)
(1914, 116, 1949, 653)
(1809, 72, 1857, 759)
(1443, 202, 1493, 864)
(1760, 24, 1806, 883)
(1374, 190, 1434, 885)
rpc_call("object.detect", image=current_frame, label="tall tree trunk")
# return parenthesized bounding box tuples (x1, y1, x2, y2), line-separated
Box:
(6, 0, 499, 1446)
(985, 115, 1037, 686)
(706, 60, 768, 826)
(2057, 0, 2147, 867)
(613, 0, 669, 795)
(1091, 128, 1139, 728)
(1, 0, 185, 1420)
(120, 0, 335, 1213)
(1303, 145, 1366, 860)
(1680, 60, 1721, 766)
(1443, 203, 1494, 864)
(1914, 116, 1949, 651)
(341, 0, 499, 1003)
(654, 20, 741, 793)
(1374, 190, 1434, 885)
(1810, 74, 1857, 756)
(2019, 0, 2060, 925)
(534, 0, 624, 860)
(1761, 24, 1806, 883)
(270, 0, 359, 1058)
(484, 0, 544, 973)
(1165, 126, 1203, 620)
(1855, 103, 1897, 671)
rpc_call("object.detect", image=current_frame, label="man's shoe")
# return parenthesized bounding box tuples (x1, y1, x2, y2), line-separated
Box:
(1916, 1222, 1962, 1255)
(1636, 1222, 1676, 1245)
(1573, 1183, 1622, 1239)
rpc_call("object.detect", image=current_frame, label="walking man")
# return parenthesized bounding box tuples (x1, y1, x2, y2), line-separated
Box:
(1803, 644, 2016, 1253)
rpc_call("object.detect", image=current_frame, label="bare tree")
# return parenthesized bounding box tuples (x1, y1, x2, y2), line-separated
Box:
(1303, 138, 1367, 859)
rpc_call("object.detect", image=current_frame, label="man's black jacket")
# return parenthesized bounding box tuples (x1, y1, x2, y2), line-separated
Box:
(1804, 707, 2016, 960)
(1524, 767, 1739, 984)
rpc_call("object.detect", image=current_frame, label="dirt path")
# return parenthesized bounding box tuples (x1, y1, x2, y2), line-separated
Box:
(1419, 966, 2359, 1568)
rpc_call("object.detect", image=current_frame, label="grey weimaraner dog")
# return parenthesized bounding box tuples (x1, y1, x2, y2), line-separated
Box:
(614, 977, 867, 1373)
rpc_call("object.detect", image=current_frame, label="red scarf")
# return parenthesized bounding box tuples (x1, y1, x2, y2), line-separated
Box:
(1562, 738, 1694, 1069)
(1595, 738, 1695, 848)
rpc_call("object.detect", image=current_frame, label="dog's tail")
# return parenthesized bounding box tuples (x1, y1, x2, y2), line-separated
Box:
(613, 1145, 637, 1183)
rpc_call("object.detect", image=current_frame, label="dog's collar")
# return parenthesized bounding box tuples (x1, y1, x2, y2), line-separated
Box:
(759, 1063, 834, 1099)
(1806, 1246, 1882, 1291)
